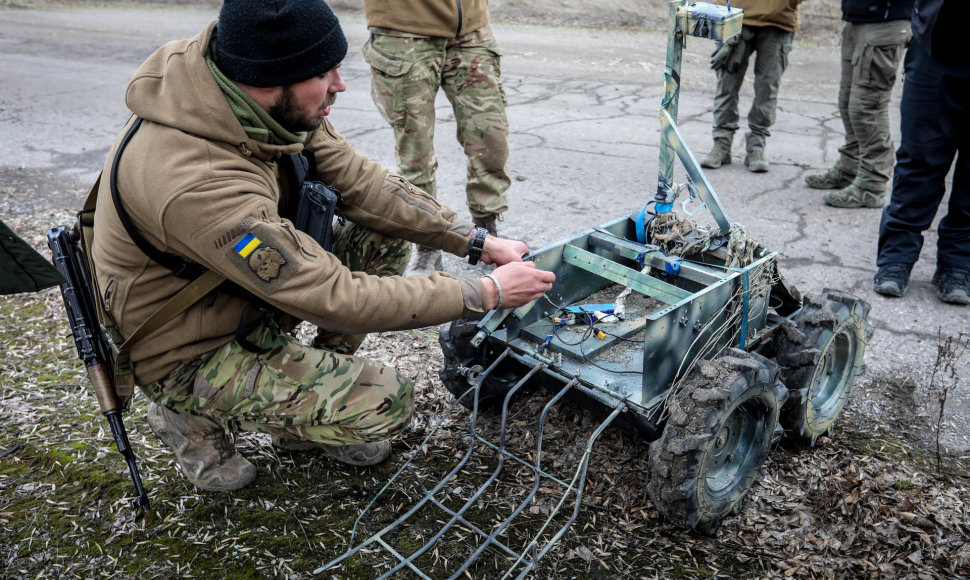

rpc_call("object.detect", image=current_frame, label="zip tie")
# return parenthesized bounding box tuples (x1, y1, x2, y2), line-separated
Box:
(485, 273, 503, 310)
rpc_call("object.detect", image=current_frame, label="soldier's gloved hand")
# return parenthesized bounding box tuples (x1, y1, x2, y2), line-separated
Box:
(710, 35, 740, 71)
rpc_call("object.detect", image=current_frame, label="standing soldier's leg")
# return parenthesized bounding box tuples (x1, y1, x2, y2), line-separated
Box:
(441, 24, 510, 235)
(745, 26, 793, 172)
(807, 22, 858, 190)
(364, 31, 447, 273)
(825, 21, 910, 208)
(835, 23, 862, 181)
(845, 21, 909, 193)
(364, 32, 443, 196)
(876, 43, 952, 288)
(702, 29, 752, 169)
(805, 22, 865, 189)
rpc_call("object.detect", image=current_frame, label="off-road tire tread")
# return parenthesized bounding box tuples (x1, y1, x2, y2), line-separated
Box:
(775, 288, 871, 445)
(647, 348, 784, 535)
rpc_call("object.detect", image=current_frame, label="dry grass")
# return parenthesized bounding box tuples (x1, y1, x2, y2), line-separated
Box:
(2, 214, 969, 579)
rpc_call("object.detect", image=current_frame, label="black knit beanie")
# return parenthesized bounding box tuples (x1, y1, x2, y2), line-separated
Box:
(216, 0, 348, 87)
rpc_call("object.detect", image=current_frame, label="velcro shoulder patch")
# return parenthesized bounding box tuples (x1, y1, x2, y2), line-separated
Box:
(225, 224, 301, 294)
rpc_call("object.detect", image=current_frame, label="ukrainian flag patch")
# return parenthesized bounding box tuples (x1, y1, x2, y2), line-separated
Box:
(233, 233, 262, 258)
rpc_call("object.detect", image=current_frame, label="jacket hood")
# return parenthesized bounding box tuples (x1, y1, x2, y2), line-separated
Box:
(125, 20, 288, 160)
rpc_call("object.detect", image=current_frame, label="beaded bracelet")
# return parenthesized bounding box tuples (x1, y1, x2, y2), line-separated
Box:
(484, 273, 503, 310)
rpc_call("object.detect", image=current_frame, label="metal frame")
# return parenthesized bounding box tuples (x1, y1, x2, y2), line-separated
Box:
(314, 3, 762, 576)
(315, 351, 625, 578)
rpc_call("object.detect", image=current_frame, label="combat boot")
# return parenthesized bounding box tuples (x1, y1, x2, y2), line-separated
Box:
(744, 148, 770, 173)
(147, 403, 256, 491)
(404, 245, 443, 277)
(271, 436, 392, 466)
(805, 167, 853, 190)
(700, 138, 732, 169)
(873, 263, 911, 297)
(933, 266, 970, 305)
(823, 184, 886, 208)
(472, 213, 499, 237)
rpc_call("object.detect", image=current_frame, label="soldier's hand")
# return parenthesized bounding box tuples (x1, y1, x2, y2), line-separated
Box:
(480, 235, 530, 266)
(710, 35, 739, 70)
(483, 261, 556, 310)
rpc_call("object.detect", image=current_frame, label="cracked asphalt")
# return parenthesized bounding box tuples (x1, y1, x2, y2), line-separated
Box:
(1, 5, 966, 455)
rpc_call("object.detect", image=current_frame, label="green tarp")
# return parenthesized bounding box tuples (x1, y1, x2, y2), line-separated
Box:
(0, 218, 64, 295)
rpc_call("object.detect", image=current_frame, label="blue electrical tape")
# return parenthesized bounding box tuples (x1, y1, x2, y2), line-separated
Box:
(664, 257, 682, 275)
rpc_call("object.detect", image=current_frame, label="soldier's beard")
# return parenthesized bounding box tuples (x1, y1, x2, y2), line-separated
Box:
(269, 86, 336, 134)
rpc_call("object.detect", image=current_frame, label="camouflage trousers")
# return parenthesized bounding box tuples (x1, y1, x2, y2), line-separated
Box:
(711, 25, 793, 152)
(834, 20, 911, 193)
(363, 24, 510, 219)
(142, 222, 414, 445)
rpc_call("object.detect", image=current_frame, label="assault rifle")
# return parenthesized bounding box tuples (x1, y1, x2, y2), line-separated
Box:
(47, 220, 150, 513)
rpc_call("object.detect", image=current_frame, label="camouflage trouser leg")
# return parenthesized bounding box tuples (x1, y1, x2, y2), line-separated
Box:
(835, 21, 910, 192)
(364, 26, 510, 217)
(441, 24, 510, 218)
(311, 220, 411, 354)
(142, 222, 414, 445)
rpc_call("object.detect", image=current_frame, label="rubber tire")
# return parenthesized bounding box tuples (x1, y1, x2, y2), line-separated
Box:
(647, 349, 785, 535)
(775, 289, 872, 446)
(438, 316, 516, 414)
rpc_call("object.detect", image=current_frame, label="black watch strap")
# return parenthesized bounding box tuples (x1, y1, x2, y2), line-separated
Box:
(466, 227, 488, 265)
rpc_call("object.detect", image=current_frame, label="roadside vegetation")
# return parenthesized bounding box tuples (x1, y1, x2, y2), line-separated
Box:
(2, 215, 969, 579)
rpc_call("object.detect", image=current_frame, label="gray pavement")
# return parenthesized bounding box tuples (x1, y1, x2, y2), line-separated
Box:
(1, 5, 965, 454)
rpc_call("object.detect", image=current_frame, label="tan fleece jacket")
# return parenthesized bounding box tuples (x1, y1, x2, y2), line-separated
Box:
(727, 0, 802, 32)
(363, 0, 489, 38)
(92, 21, 483, 384)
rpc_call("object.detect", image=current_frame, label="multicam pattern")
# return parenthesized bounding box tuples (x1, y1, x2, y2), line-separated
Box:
(364, 25, 510, 218)
(142, 221, 414, 445)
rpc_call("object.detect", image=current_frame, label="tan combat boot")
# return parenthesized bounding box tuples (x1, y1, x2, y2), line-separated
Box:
(744, 148, 770, 173)
(404, 245, 443, 277)
(271, 436, 392, 466)
(823, 184, 886, 208)
(805, 167, 853, 190)
(701, 138, 732, 169)
(147, 403, 256, 491)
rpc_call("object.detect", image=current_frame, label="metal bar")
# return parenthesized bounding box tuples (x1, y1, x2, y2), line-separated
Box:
(658, 0, 685, 189)
(587, 231, 727, 285)
(450, 379, 581, 579)
(509, 401, 627, 579)
(408, 470, 525, 561)
(314, 351, 513, 574)
(375, 360, 546, 578)
(659, 108, 733, 235)
(562, 244, 692, 304)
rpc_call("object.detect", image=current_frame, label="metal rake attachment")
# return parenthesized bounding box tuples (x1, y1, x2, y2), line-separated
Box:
(314, 348, 625, 578)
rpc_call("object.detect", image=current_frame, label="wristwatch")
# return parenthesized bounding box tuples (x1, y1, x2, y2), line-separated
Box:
(466, 227, 488, 265)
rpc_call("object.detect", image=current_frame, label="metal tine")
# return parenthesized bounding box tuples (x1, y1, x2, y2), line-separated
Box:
(407, 472, 525, 560)
(314, 349, 513, 575)
(449, 378, 580, 579)
(508, 401, 626, 580)
(375, 358, 547, 578)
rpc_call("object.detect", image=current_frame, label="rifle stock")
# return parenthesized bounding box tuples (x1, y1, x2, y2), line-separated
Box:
(47, 224, 150, 512)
